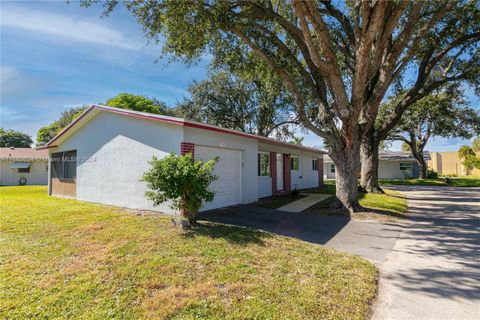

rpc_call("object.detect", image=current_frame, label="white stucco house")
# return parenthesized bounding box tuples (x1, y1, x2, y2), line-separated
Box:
(0, 148, 48, 186)
(323, 151, 431, 180)
(40, 105, 326, 214)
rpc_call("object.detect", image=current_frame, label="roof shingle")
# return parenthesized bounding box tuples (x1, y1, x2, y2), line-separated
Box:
(0, 148, 48, 161)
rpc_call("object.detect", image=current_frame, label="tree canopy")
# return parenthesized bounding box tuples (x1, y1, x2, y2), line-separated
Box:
(391, 91, 480, 143)
(177, 70, 297, 140)
(472, 136, 480, 153)
(0, 128, 33, 148)
(105, 93, 174, 116)
(36, 93, 173, 146)
(37, 106, 86, 146)
(82, 0, 480, 212)
(388, 90, 480, 177)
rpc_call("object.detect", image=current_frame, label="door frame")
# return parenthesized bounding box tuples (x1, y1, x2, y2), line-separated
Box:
(276, 153, 284, 191)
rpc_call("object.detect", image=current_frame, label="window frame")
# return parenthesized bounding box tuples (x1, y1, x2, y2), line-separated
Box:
(312, 159, 318, 171)
(399, 162, 412, 172)
(257, 152, 270, 177)
(291, 155, 299, 171)
(51, 150, 77, 180)
(330, 164, 336, 173)
(18, 167, 30, 173)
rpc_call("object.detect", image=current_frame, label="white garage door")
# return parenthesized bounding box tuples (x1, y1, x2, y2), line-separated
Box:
(195, 146, 241, 211)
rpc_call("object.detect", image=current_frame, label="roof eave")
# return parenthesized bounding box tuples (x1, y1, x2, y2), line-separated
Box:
(43, 104, 327, 155)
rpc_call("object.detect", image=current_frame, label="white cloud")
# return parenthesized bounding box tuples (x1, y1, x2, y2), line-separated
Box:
(0, 65, 48, 98)
(1, 6, 140, 49)
(0, 65, 17, 85)
(0, 106, 29, 121)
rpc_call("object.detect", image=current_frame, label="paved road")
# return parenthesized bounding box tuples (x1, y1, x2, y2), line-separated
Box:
(199, 203, 403, 264)
(373, 185, 480, 320)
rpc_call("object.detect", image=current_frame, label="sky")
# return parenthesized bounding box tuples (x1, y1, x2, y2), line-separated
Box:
(1, 1, 478, 151)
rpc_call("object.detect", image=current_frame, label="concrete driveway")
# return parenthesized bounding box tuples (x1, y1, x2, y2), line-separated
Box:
(373, 185, 480, 320)
(199, 202, 403, 264)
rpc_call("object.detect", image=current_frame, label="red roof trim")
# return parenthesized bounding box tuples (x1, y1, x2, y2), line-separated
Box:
(182, 121, 322, 153)
(95, 106, 185, 126)
(45, 105, 326, 154)
(44, 105, 97, 147)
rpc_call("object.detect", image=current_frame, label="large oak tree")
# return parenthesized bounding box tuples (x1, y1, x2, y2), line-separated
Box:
(177, 70, 298, 140)
(388, 90, 480, 178)
(359, 1, 480, 192)
(83, 0, 480, 212)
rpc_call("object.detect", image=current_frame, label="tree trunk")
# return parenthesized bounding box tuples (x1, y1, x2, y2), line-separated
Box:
(360, 130, 384, 193)
(411, 149, 427, 179)
(330, 146, 364, 213)
(417, 153, 428, 179)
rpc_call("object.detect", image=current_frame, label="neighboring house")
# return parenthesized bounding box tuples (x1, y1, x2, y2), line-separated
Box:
(0, 148, 48, 186)
(323, 151, 430, 180)
(428, 151, 480, 176)
(40, 105, 326, 214)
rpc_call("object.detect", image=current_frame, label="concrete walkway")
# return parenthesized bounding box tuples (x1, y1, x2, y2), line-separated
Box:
(373, 185, 480, 320)
(277, 193, 332, 212)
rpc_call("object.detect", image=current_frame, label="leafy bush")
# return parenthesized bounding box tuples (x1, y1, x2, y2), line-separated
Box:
(426, 169, 438, 179)
(401, 170, 412, 179)
(442, 173, 458, 177)
(141, 153, 218, 224)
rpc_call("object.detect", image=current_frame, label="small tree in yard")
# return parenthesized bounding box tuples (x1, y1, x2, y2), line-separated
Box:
(141, 153, 218, 226)
(458, 145, 480, 175)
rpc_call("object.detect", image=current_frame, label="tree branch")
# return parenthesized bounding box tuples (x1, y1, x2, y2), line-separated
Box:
(229, 27, 326, 139)
(295, 0, 351, 119)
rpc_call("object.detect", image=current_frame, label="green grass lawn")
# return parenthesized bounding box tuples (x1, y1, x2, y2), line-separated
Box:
(380, 176, 480, 187)
(1, 186, 377, 320)
(304, 181, 407, 219)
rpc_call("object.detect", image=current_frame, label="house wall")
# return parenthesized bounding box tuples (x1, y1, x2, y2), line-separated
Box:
(378, 160, 415, 179)
(299, 154, 320, 189)
(258, 142, 323, 191)
(48, 109, 326, 213)
(428, 151, 480, 176)
(50, 112, 183, 214)
(184, 126, 259, 205)
(0, 161, 48, 186)
(258, 177, 272, 198)
(324, 162, 336, 180)
(323, 160, 417, 180)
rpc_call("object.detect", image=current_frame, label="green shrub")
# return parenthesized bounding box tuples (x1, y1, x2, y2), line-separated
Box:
(141, 153, 218, 224)
(401, 170, 412, 179)
(426, 169, 438, 179)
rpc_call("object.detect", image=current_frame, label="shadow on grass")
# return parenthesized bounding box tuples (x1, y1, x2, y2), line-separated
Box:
(303, 192, 406, 220)
(182, 221, 270, 246)
(302, 183, 337, 195)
